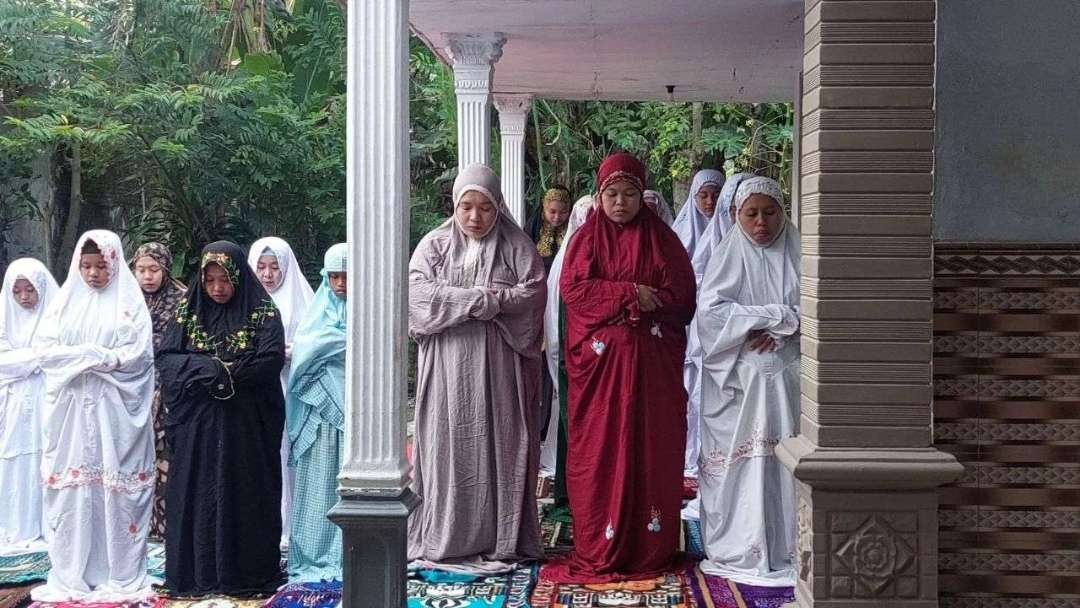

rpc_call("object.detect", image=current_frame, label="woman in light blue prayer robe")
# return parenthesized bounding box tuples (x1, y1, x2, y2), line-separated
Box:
(286, 243, 348, 582)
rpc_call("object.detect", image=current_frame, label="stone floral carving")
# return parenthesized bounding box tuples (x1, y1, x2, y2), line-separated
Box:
(831, 513, 918, 599)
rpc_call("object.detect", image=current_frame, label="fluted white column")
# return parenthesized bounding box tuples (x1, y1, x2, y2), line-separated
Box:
(340, 0, 410, 495)
(494, 94, 532, 225)
(445, 33, 506, 170)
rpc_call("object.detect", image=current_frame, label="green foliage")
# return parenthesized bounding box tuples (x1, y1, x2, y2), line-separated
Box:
(2, 0, 792, 277)
(1, 0, 346, 278)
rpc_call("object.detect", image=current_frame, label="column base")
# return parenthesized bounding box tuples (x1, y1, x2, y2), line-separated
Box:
(777, 435, 962, 608)
(328, 489, 420, 608)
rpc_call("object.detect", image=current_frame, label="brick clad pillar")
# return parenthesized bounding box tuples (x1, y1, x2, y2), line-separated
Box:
(777, 2, 962, 606)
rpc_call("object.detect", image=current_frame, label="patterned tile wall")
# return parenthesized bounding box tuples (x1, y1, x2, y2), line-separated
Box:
(934, 246, 1080, 608)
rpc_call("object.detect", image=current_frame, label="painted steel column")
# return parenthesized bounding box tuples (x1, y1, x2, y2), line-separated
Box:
(445, 33, 505, 170)
(494, 94, 532, 225)
(330, 0, 417, 606)
(777, 1, 961, 607)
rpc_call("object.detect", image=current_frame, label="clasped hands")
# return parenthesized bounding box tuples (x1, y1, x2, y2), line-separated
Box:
(607, 284, 663, 326)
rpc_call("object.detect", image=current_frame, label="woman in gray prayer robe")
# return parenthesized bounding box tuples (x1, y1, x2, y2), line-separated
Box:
(407, 163, 547, 573)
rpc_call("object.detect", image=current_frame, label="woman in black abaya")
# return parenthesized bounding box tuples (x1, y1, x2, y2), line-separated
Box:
(157, 241, 286, 597)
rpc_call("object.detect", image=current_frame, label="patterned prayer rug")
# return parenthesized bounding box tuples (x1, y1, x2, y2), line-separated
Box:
(407, 565, 535, 608)
(537, 515, 574, 556)
(157, 598, 266, 608)
(264, 581, 341, 608)
(146, 543, 166, 581)
(530, 571, 692, 608)
(684, 566, 794, 608)
(0, 585, 35, 608)
(26, 597, 163, 608)
(0, 553, 50, 586)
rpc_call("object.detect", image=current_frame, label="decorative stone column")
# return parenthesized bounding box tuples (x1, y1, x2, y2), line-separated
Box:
(445, 33, 506, 170)
(494, 94, 532, 225)
(777, 2, 962, 607)
(330, 0, 418, 606)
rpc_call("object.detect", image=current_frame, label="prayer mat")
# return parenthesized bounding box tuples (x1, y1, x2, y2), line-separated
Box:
(26, 597, 163, 608)
(0, 553, 50, 585)
(684, 566, 794, 608)
(407, 565, 535, 608)
(681, 519, 705, 559)
(157, 599, 266, 608)
(530, 571, 692, 608)
(264, 581, 341, 608)
(537, 515, 574, 556)
(0, 584, 35, 608)
(147, 543, 166, 581)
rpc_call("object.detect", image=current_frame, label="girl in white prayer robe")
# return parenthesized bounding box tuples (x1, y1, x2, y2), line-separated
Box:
(0, 258, 59, 556)
(672, 170, 725, 485)
(696, 177, 800, 586)
(681, 173, 754, 521)
(31, 230, 156, 602)
(248, 237, 314, 551)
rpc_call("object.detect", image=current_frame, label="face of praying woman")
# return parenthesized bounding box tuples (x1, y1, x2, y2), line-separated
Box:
(328, 272, 347, 299)
(134, 256, 166, 294)
(203, 264, 236, 304)
(256, 255, 283, 293)
(12, 278, 39, 310)
(456, 190, 498, 239)
(643, 192, 659, 212)
(600, 179, 643, 224)
(543, 199, 571, 228)
(79, 253, 110, 290)
(736, 193, 784, 245)
(694, 184, 721, 218)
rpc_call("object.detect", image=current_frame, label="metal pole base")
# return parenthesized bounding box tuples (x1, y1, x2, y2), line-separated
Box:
(328, 489, 420, 608)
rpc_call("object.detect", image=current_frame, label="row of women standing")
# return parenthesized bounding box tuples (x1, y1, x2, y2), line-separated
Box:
(0, 233, 349, 601)
(406, 154, 801, 586)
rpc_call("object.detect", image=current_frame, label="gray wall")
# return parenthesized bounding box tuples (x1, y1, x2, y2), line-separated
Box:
(935, 0, 1080, 243)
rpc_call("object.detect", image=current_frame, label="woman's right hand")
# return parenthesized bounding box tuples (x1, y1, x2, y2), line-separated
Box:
(746, 329, 778, 353)
(636, 284, 663, 313)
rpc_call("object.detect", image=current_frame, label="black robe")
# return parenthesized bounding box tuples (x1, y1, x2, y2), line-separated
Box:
(157, 241, 286, 597)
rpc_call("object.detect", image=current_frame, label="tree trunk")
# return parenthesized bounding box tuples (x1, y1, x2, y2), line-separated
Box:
(690, 101, 704, 170)
(672, 102, 704, 212)
(57, 143, 84, 267)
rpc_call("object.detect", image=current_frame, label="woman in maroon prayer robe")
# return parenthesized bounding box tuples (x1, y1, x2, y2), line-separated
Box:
(544, 153, 696, 582)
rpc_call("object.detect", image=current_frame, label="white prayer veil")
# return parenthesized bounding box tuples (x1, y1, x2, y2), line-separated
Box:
(0, 258, 59, 351)
(32, 229, 156, 489)
(672, 169, 725, 257)
(690, 173, 755, 282)
(698, 176, 800, 368)
(643, 190, 675, 226)
(248, 237, 315, 343)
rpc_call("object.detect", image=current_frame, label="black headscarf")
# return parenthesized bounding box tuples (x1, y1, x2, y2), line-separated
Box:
(169, 241, 279, 363)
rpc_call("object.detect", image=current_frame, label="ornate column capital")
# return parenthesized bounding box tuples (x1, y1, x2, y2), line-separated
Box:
(444, 32, 506, 67)
(494, 94, 532, 138)
(493, 93, 532, 114)
(445, 33, 506, 97)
